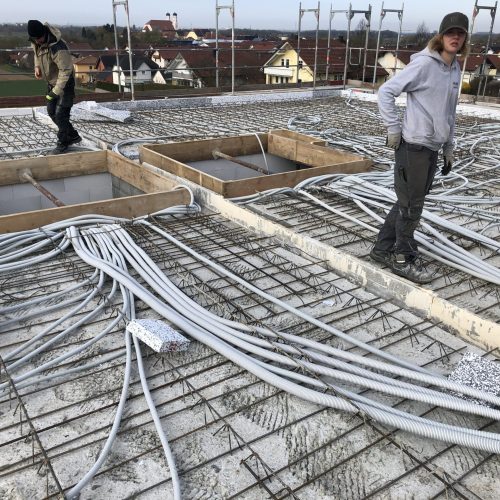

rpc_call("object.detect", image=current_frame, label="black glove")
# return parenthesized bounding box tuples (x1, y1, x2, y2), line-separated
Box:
(46, 90, 58, 101)
(442, 152, 453, 176)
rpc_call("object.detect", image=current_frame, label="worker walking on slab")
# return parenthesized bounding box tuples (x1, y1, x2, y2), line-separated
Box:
(28, 20, 81, 155)
(370, 12, 469, 284)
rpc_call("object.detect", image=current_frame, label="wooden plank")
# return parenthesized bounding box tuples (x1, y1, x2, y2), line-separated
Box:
(106, 150, 181, 193)
(143, 133, 268, 163)
(140, 147, 226, 194)
(269, 129, 326, 146)
(0, 151, 108, 186)
(222, 159, 371, 198)
(267, 133, 298, 162)
(0, 189, 190, 234)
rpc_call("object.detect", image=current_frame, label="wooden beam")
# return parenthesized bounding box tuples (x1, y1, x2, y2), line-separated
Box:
(0, 151, 108, 186)
(0, 190, 190, 234)
(142, 134, 269, 163)
(106, 150, 181, 193)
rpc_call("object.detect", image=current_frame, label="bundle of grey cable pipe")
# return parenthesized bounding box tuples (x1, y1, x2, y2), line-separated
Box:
(1, 201, 500, 497)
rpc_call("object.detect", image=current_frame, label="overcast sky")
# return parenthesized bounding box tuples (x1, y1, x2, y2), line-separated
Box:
(6, 1, 500, 33)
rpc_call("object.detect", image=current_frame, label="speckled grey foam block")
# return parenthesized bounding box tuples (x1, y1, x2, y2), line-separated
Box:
(127, 319, 190, 353)
(448, 351, 500, 406)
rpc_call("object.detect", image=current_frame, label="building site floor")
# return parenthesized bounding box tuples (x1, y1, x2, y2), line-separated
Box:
(0, 90, 499, 499)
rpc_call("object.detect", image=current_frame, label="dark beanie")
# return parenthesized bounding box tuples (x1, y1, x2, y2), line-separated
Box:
(27, 20, 46, 38)
(439, 12, 469, 34)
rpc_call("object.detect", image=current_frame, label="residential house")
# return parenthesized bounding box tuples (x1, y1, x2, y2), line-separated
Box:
(167, 49, 267, 88)
(377, 49, 418, 78)
(458, 54, 487, 84)
(264, 39, 378, 85)
(153, 69, 172, 85)
(151, 48, 181, 68)
(74, 55, 99, 84)
(95, 55, 119, 83)
(9, 50, 34, 69)
(67, 42, 94, 59)
(112, 55, 160, 88)
(182, 29, 211, 41)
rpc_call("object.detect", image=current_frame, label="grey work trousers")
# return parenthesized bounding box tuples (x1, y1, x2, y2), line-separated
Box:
(374, 140, 438, 259)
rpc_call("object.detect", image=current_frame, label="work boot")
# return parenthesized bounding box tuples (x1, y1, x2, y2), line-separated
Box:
(49, 142, 69, 155)
(67, 133, 82, 146)
(369, 247, 393, 266)
(391, 254, 433, 284)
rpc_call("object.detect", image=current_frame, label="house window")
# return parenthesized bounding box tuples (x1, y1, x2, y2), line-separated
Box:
(280, 77, 284, 84)
(281, 58, 285, 67)
(286, 59, 290, 68)
(275, 76, 279, 84)
(142, 71, 146, 75)
(298, 61, 303, 69)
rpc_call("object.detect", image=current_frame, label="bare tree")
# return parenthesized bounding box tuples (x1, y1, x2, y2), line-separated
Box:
(415, 21, 430, 47)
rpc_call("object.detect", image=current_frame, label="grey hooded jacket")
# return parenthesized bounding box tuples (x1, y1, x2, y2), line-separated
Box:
(378, 47, 460, 153)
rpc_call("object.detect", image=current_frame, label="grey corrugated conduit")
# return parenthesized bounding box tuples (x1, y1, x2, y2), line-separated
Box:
(66, 224, 500, 454)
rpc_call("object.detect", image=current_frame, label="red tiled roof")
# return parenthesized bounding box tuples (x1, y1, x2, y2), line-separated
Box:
(74, 55, 99, 65)
(486, 54, 500, 69)
(172, 49, 267, 84)
(458, 54, 484, 71)
(144, 20, 176, 32)
(153, 49, 180, 61)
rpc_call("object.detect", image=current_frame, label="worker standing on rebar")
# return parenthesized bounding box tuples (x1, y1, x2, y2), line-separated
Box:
(28, 20, 81, 155)
(370, 12, 469, 284)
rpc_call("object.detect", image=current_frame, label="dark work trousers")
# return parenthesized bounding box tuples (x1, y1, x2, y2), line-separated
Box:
(374, 140, 438, 259)
(46, 78, 78, 146)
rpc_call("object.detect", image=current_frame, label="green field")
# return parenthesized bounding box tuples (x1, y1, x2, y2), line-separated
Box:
(0, 79, 45, 96)
(0, 79, 94, 97)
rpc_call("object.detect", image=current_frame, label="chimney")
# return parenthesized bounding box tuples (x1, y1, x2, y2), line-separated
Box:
(172, 12, 178, 30)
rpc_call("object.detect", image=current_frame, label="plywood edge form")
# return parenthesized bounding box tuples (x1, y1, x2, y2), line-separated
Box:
(0, 150, 108, 186)
(140, 164, 499, 352)
(141, 133, 269, 163)
(0, 189, 190, 233)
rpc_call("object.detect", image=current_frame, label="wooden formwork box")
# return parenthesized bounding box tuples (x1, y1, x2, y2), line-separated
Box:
(0, 150, 190, 233)
(139, 130, 372, 198)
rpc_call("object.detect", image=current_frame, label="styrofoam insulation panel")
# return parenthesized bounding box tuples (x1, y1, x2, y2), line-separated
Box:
(127, 319, 191, 353)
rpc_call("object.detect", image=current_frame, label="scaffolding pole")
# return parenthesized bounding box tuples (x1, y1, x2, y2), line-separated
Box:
(347, 6, 372, 84)
(297, 2, 321, 88)
(469, 1, 498, 99)
(326, 5, 348, 84)
(215, 0, 236, 94)
(371, 2, 404, 89)
(112, 0, 134, 100)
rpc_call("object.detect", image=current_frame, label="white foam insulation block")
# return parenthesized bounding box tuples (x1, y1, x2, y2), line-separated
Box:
(448, 351, 500, 405)
(127, 319, 190, 353)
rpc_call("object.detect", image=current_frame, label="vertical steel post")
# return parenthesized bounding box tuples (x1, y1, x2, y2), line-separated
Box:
(327, 7, 349, 85)
(297, 2, 303, 86)
(112, 5, 122, 93)
(216, 0, 220, 88)
(393, 3, 404, 77)
(313, 2, 320, 88)
(371, 3, 404, 88)
(361, 5, 372, 83)
(231, 0, 235, 95)
(112, 0, 134, 100)
(343, 4, 353, 90)
(372, 2, 385, 88)
(480, 2, 497, 98)
(326, 3, 333, 82)
(458, 2, 477, 98)
(216, 0, 236, 93)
